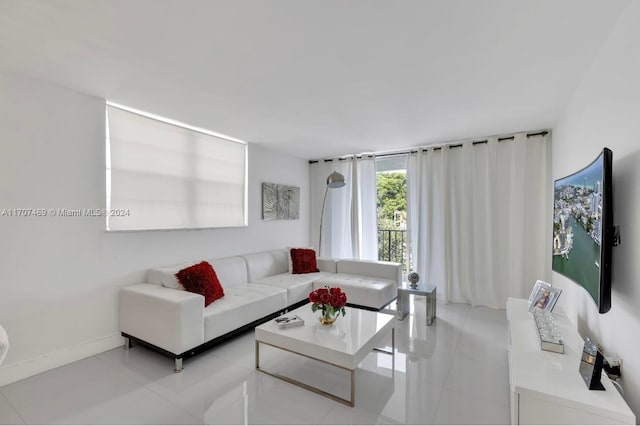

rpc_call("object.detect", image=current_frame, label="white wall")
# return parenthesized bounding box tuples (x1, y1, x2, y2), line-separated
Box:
(0, 71, 310, 386)
(553, 1, 640, 417)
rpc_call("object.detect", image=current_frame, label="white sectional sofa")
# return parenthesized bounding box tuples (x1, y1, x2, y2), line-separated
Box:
(119, 248, 401, 371)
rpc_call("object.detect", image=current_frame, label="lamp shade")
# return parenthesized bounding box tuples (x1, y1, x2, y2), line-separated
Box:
(326, 171, 346, 188)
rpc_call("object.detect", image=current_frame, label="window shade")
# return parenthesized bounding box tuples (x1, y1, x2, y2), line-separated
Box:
(106, 104, 247, 231)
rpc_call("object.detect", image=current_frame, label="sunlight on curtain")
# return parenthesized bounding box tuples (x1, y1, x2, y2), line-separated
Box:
(407, 132, 551, 308)
(351, 156, 378, 260)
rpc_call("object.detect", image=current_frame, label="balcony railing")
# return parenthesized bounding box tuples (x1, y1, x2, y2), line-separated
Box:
(378, 228, 409, 272)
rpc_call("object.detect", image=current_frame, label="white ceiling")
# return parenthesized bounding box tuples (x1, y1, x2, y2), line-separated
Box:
(0, 0, 629, 159)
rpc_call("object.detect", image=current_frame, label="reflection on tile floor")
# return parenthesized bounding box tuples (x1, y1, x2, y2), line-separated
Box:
(0, 299, 510, 425)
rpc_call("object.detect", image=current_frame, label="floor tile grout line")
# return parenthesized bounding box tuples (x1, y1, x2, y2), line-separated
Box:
(92, 350, 205, 424)
(0, 388, 28, 425)
(429, 306, 468, 422)
(433, 387, 511, 424)
(450, 347, 509, 366)
(429, 385, 448, 424)
(442, 345, 511, 408)
(434, 305, 510, 423)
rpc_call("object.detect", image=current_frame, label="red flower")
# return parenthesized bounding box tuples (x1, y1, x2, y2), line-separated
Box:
(330, 294, 341, 308)
(339, 293, 347, 305)
(309, 286, 348, 318)
(318, 291, 331, 305)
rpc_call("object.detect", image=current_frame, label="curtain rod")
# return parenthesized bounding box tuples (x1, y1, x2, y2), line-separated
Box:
(308, 130, 549, 164)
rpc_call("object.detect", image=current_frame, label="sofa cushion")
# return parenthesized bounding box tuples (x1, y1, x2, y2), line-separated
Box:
(206, 256, 249, 288)
(243, 250, 288, 282)
(313, 274, 397, 310)
(176, 261, 224, 307)
(291, 248, 320, 274)
(253, 271, 334, 306)
(203, 283, 287, 341)
(286, 246, 314, 273)
(336, 259, 401, 282)
(316, 257, 338, 273)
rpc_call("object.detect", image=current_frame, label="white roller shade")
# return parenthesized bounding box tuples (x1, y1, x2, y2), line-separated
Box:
(106, 104, 247, 231)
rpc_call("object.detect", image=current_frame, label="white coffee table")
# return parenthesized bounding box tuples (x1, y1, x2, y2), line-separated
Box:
(255, 305, 395, 407)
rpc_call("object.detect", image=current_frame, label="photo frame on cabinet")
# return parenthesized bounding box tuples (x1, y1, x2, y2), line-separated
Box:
(579, 338, 606, 391)
(528, 280, 551, 305)
(529, 283, 562, 313)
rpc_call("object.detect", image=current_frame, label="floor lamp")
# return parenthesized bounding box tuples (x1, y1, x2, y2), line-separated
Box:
(318, 171, 346, 256)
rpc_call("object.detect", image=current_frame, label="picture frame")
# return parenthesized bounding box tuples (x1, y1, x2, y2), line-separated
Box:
(529, 283, 562, 313)
(579, 337, 605, 390)
(262, 182, 300, 220)
(528, 280, 551, 305)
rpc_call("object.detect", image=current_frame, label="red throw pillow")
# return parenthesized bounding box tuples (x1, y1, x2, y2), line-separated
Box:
(290, 248, 320, 274)
(175, 261, 224, 306)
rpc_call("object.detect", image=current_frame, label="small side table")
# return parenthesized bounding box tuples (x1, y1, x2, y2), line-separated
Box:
(397, 282, 436, 325)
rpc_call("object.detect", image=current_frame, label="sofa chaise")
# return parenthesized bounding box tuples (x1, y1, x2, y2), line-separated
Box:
(119, 248, 401, 371)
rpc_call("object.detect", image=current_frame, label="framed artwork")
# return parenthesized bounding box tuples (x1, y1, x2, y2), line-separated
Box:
(262, 182, 300, 220)
(528, 280, 551, 305)
(529, 283, 562, 313)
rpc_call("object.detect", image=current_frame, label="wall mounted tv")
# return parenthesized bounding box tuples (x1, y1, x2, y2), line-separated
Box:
(552, 148, 613, 314)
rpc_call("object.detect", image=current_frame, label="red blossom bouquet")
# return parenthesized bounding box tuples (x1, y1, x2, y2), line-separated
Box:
(309, 286, 347, 322)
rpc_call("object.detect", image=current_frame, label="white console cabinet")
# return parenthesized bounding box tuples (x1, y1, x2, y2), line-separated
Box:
(506, 298, 635, 424)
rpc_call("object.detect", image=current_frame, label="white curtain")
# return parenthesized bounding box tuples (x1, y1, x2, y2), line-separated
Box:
(351, 156, 378, 260)
(407, 132, 551, 308)
(310, 156, 378, 260)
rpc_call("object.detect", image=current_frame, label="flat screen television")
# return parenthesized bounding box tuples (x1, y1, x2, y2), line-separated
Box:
(552, 148, 613, 314)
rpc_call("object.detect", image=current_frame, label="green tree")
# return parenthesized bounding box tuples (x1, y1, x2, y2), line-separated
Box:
(376, 172, 406, 226)
(376, 171, 408, 271)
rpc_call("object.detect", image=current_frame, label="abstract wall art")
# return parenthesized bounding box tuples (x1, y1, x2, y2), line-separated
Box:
(262, 182, 300, 220)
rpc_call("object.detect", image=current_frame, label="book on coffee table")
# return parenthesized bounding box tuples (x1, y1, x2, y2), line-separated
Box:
(273, 314, 304, 329)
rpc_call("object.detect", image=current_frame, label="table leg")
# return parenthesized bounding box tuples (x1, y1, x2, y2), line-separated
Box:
(255, 340, 260, 369)
(392, 328, 395, 374)
(426, 289, 436, 326)
(398, 293, 410, 320)
(350, 369, 355, 406)
(256, 340, 355, 407)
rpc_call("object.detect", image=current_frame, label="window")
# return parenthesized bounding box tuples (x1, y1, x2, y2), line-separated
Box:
(375, 155, 409, 271)
(106, 103, 247, 231)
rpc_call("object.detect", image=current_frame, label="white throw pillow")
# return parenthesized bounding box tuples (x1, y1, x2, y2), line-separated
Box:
(147, 264, 195, 290)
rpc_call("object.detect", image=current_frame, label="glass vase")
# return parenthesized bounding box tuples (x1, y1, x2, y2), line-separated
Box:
(318, 309, 338, 325)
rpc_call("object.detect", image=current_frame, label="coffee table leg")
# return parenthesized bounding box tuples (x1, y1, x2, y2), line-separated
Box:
(255, 340, 260, 369)
(350, 369, 355, 406)
(392, 328, 395, 374)
(255, 340, 355, 407)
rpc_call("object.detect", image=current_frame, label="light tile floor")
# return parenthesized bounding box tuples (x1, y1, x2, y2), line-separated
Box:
(0, 298, 510, 425)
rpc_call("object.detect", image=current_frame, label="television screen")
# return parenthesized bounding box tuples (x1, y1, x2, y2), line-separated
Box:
(552, 148, 612, 313)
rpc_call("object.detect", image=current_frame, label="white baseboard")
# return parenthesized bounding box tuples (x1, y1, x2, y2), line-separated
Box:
(0, 333, 123, 387)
